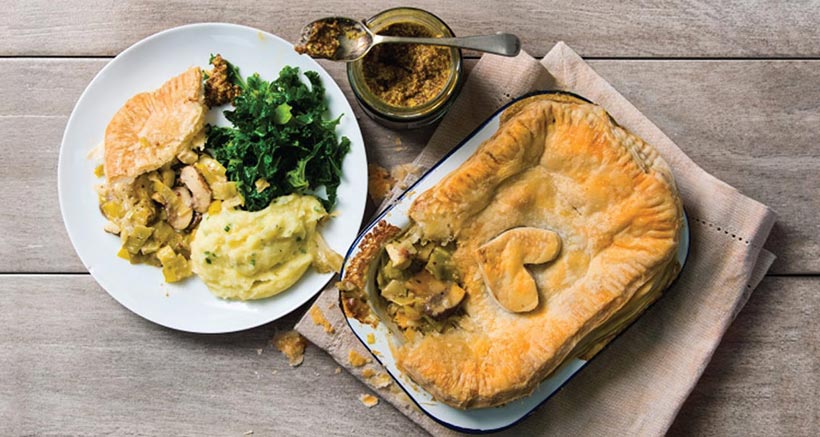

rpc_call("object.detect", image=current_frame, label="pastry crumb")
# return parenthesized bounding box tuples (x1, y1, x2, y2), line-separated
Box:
(256, 348, 263, 356)
(334, 366, 342, 375)
(243, 431, 254, 436)
(309, 306, 335, 334)
(366, 333, 376, 344)
(372, 372, 393, 389)
(273, 331, 307, 367)
(391, 163, 421, 190)
(368, 164, 395, 204)
(361, 368, 377, 378)
(359, 393, 379, 408)
(348, 349, 371, 367)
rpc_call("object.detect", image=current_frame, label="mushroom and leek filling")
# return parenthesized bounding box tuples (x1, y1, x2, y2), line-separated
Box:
(94, 54, 351, 300)
(375, 226, 466, 335)
(96, 155, 240, 282)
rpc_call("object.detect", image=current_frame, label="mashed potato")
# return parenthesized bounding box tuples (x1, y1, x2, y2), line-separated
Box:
(191, 194, 342, 300)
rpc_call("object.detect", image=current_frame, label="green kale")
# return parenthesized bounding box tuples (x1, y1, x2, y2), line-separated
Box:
(205, 59, 350, 212)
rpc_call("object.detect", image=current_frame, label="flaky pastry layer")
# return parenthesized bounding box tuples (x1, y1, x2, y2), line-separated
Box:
(396, 93, 683, 409)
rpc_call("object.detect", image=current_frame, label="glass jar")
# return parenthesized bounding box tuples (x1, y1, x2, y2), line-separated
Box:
(347, 7, 464, 130)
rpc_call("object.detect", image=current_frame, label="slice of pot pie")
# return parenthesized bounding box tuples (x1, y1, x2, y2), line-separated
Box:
(341, 92, 684, 409)
(104, 66, 207, 183)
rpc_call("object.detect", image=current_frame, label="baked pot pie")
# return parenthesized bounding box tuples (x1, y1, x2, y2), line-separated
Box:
(341, 92, 684, 409)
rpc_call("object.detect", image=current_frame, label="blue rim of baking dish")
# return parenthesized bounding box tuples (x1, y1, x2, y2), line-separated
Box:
(338, 90, 691, 433)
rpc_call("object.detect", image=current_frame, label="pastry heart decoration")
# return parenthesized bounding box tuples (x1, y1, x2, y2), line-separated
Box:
(341, 93, 684, 409)
(476, 227, 562, 313)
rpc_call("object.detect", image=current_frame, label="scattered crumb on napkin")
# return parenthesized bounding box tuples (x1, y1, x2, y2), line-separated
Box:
(369, 371, 393, 389)
(391, 163, 422, 191)
(368, 164, 393, 204)
(309, 306, 334, 334)
(368, 163, 423, 204)
(348, 350, 371, 367)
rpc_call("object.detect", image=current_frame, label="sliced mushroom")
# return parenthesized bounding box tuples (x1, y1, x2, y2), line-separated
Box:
(167, 186, 194, 230)
(188, 211, 202, 230)
(402, 269, 466, 319)
(424, 283, 467, 318)
(405, 269, 448, 298)
(476, 227, 562, 313)
(179, 165, 212, 213)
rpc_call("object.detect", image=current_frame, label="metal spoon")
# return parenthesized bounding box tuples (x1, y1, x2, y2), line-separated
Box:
(296, 17, 521, 61)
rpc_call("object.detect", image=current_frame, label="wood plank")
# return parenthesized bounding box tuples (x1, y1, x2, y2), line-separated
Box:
(4, 1, 820, 58)
(669, 276, 818, 435)
(1, 58, 817, 273)
(0, 274, 421, 435)
(0, 274, 814, 435)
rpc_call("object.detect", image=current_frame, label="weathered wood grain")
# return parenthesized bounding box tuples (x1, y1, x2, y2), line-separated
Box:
(1, 58, 817, 274)
(4, 0, 820, 58)
(0, 275, 813, 435)
(668, 276, 818, 436)
(0, 275, 422, 436)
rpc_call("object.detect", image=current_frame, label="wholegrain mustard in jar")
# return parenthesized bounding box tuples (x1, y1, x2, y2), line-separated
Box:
(347, 8, 464, 129)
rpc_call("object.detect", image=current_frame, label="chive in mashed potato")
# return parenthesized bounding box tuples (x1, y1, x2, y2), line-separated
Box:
(191, 194, 342, 300)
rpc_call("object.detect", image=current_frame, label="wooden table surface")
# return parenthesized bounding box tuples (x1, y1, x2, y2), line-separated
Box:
(2, 1, 818, 435)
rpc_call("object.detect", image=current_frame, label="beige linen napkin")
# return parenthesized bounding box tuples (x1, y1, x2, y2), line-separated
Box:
(296, 42, 777, 436)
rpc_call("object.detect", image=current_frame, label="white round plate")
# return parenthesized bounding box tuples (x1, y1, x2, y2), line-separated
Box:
(58, 23, 367, 333)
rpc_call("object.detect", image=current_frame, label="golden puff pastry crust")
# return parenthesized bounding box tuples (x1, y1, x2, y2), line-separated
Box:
(104, 67, 206, 183)
(394, 93, 684, 409)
